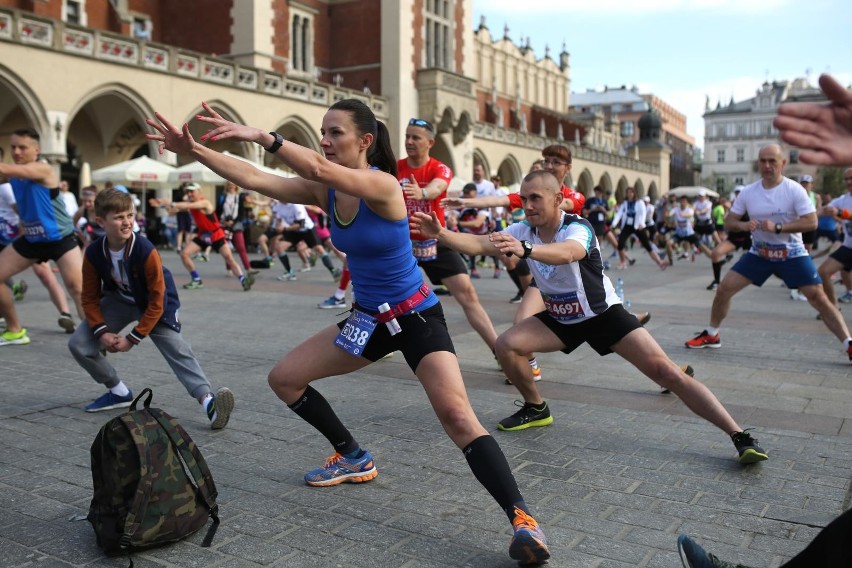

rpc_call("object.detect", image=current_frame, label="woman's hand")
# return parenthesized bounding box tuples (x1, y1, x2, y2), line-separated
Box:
(145, 112, 198, 156)
(195, 101, 265, 145)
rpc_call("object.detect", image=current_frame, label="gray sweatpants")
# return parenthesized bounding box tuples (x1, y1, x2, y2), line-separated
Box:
(68, 292, 212, 400)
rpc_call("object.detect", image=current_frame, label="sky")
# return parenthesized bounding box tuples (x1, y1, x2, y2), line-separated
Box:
(473, 0, 852, 150)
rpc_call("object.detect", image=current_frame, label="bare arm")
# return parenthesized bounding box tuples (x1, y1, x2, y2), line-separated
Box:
(443, 195, 510, 209)
(176, 102, 402, 217)
(488, 231, 587, 264)
(0, 161, 58, 187)
(411, 211, 498, 256)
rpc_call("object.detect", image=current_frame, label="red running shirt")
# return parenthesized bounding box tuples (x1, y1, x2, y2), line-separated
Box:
(507, 184, 586, 214)
(397, 157, 453, 241)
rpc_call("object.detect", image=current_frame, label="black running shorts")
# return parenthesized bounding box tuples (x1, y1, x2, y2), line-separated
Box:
(337, 303, 456, 371)
(534, 303, 641, 356)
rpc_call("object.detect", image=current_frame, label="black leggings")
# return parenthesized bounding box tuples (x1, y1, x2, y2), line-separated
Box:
(617, 225, 653, 252)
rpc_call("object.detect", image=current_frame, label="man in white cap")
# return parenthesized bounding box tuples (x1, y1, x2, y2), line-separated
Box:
(692, 189, 717, 246)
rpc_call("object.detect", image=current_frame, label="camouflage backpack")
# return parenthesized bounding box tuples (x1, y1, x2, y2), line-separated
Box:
(87, 388, 219, 555)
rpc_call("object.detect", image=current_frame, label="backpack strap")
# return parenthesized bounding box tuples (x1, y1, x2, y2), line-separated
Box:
(147, 408, 220, 547)
(116, 410, 158, 547)
(148, 408, 219, 515)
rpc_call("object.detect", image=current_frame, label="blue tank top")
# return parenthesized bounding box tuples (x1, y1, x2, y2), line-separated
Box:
(11, 178, 74, 243)
(328, 188, 438, 313)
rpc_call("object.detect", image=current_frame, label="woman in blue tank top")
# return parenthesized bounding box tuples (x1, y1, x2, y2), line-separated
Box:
(146, 99, 549, 564)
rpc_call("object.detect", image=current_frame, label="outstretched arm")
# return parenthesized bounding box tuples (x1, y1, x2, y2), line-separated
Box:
(774, 74, 852, 165)
(146, 109, 323, 207)
(0, 161, 57, 187)
(194, 102, 401, 211)
(410, 211, 499, 256)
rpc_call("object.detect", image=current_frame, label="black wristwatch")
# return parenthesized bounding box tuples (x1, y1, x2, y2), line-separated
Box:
(520, 240, 534, 259)
(265, 131, 284, 153)
(775, 223, 783, 234)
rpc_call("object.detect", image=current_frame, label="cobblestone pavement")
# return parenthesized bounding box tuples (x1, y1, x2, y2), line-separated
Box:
(1, 249, 850, 567)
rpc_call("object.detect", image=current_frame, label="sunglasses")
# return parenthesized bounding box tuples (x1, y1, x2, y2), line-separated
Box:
(408, 118, 434, 132)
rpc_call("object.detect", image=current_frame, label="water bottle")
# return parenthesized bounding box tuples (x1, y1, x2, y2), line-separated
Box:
(615, 277, 624, 302)
(624, 298, 632, 311)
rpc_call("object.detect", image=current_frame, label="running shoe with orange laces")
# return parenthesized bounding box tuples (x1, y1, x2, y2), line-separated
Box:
(685, 330, 721, 349)
(509, 507, 550, 565)
(304, 450, 377, 487)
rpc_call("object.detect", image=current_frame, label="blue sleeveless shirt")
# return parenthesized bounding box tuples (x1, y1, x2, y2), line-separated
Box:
(328, 188, 437, 314)
(11, 178, 74, 243)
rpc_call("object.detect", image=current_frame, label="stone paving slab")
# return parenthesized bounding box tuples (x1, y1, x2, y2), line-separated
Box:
(0, 250, 850, 567)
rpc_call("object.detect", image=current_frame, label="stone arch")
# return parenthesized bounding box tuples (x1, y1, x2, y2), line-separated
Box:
(431, 136, 456, 174)
(265, 115, 322, 174)
(275, 115, 320, 153)
(454, 110, 472, 146)
(615, 175, 630, 202)
(437, 106, 456, 135)
(185, 99, 253, 161)
(472, 148, 490, 179)
(0, 64, 48, 138)
(576, 168, 595, 196)
(598, 172, 613, 196)
(648, 181, 659, 202)
(496, 154, 522, 187)
(634, 178, 645, 199)
(70, 83, 161, 167)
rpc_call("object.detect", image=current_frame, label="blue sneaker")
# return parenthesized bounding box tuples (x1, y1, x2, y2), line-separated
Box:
(677, 534, 748, 567)
(509, 507, 550, 565)
(85, 390, 134, 412)
(304, 450, 377, 487)
(318, 296, 347, 309)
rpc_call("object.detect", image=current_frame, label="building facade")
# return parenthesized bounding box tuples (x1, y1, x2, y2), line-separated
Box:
(0, 0, 666, 208)
(569, 85, 697, 189)
(703, 78, 824, 193)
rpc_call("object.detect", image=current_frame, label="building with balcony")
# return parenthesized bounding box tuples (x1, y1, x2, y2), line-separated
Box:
(703, 78, 825, 193)
(0, 0, 667, 209)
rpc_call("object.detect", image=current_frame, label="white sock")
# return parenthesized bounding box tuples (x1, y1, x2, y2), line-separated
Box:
(705, 326, 720, 336)
(202, 394, 216, 420)
(334, 289, 346, 300)
(110, 382, 130, 397)
(843, 337, 852, 349)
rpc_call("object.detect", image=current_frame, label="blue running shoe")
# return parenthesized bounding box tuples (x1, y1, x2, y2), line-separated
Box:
(85, 390, 133, 412)
(304, 450, 377, 487)
(509, 507, 550, 566)
(677, 534, 749, 567)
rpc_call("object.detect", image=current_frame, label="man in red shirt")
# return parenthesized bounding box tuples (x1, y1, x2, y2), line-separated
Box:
(399, 118, 498, 356)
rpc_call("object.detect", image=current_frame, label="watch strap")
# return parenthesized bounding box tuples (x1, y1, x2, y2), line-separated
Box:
(265, 131, 283, 153)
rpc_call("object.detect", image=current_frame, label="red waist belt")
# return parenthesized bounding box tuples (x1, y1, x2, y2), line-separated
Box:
(375, 283, 431, 323)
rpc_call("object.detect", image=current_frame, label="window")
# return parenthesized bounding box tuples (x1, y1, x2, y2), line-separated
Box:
(425, 0, 453, 70)
(621, 121, 634, 137)
(133, 17, 152, 40)
(717, 149, 726, 163)
(790, 150, 799, 164)
(64, 0, 85, 25)
(735, 177, 744, 185)
(289, 4, 315, 74)
(716, 178, 726, 192)
(736, 148, 745, 162)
